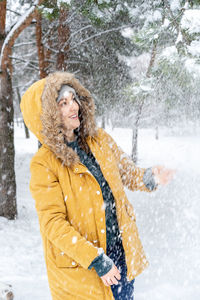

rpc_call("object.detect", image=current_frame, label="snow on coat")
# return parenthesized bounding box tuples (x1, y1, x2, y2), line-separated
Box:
(20, 71, 152, 300)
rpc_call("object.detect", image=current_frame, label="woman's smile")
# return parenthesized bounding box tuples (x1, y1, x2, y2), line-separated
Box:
(69, 114, 79, 120)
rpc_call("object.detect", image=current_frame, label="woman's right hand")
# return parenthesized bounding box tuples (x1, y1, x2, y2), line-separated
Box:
(100, 264, 121, 286)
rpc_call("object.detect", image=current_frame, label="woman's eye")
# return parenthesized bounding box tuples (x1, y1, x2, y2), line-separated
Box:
(60, 97, 76, 107)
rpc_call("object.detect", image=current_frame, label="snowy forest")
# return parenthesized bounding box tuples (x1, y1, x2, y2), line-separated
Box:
(0, 0, 200, 299)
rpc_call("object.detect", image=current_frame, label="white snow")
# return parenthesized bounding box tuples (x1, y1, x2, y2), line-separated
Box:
(181, 9, 200, 34)
(121, 27, 134, 38)
(0, 123, 200, 299)
(170, 0, 181, 11)
(160, 46, 178, 61)
(42, 8, 54, 14)
(187, 40, 200, 56)
(152, 10, 162, 22)
(72, 236, 77, 244)
(162, 18, 170, 28)
(175, 31, 183, 44)
(106, 126, 200, 300)
(185, 58, 200, 76)
(98, 0, 110, 4)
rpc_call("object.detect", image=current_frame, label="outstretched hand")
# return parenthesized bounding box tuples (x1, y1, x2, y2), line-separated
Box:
(152, 165, 176, 185)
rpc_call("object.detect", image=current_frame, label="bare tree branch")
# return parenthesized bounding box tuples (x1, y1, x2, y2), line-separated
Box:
(9, 55, 38, 64)
(0, 0, 44, 72)
(6, 8, 21, 16)
(65, 24, 93, 47)
(63, 25, 130, 52)
(13, 41, 36, 47)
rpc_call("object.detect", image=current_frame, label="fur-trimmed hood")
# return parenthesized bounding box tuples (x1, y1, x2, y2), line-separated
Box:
(20, 71, 97, 167)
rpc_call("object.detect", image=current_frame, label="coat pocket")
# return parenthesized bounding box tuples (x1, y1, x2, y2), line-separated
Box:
(55, 251, 78, 268)
(125, 203, 136, 222)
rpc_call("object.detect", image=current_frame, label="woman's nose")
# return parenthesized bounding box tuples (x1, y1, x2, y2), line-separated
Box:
(70, 100, 79, 111)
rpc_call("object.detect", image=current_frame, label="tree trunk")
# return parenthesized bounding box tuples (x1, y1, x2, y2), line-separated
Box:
(0, 70, 17, 220)
(57, 6, 70, 71)
(101, 115, 105, 129)
(44, 24, 54, 74)
(0, 0, 44, 219)
(0, 1, 6, 49)
(0, 0, 17, 219)
(146, 39, 158, 78)
(0, 0, 6, 67)
(16, 87, 29, 138)
(131, 126, 138, 164)
(131, 102, 143, 164)
(131, 38, 158, 163)
(155, 125, 159, 140)
(35, 9, 48, 78)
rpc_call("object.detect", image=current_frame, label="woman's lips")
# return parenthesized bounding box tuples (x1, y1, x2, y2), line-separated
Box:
(70, 114, 79, 120)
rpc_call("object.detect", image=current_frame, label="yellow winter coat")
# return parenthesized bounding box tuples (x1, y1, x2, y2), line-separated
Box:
(20, 71, 154, 300)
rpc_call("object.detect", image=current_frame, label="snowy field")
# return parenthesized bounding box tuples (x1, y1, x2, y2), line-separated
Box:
(0, 123, 200, 300)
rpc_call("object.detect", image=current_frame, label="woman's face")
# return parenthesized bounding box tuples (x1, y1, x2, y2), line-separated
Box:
(58, 92, 80, 132)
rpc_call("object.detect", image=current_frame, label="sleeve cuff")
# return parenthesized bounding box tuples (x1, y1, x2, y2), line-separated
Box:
(143, 167, 158, 191)
(88, 253, 114, 277)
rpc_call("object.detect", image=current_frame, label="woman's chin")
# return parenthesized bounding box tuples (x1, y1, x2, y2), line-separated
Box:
(72, 120, 80, 130)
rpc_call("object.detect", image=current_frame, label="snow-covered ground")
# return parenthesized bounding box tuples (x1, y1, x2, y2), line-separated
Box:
(107, 127, 200, 300)
(0, 123, 200, 300)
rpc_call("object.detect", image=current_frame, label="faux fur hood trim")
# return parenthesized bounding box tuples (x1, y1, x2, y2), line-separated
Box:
(40, 71, 97, 168)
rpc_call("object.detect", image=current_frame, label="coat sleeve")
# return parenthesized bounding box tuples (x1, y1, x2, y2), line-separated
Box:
(30, 157, 100, 269)
(99, 128, 158, 192)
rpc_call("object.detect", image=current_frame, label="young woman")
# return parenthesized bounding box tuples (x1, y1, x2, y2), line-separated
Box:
(20, 71, 175, 300)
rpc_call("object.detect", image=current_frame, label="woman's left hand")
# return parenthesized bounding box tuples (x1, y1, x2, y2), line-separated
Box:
(152, 165, 176, 185)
